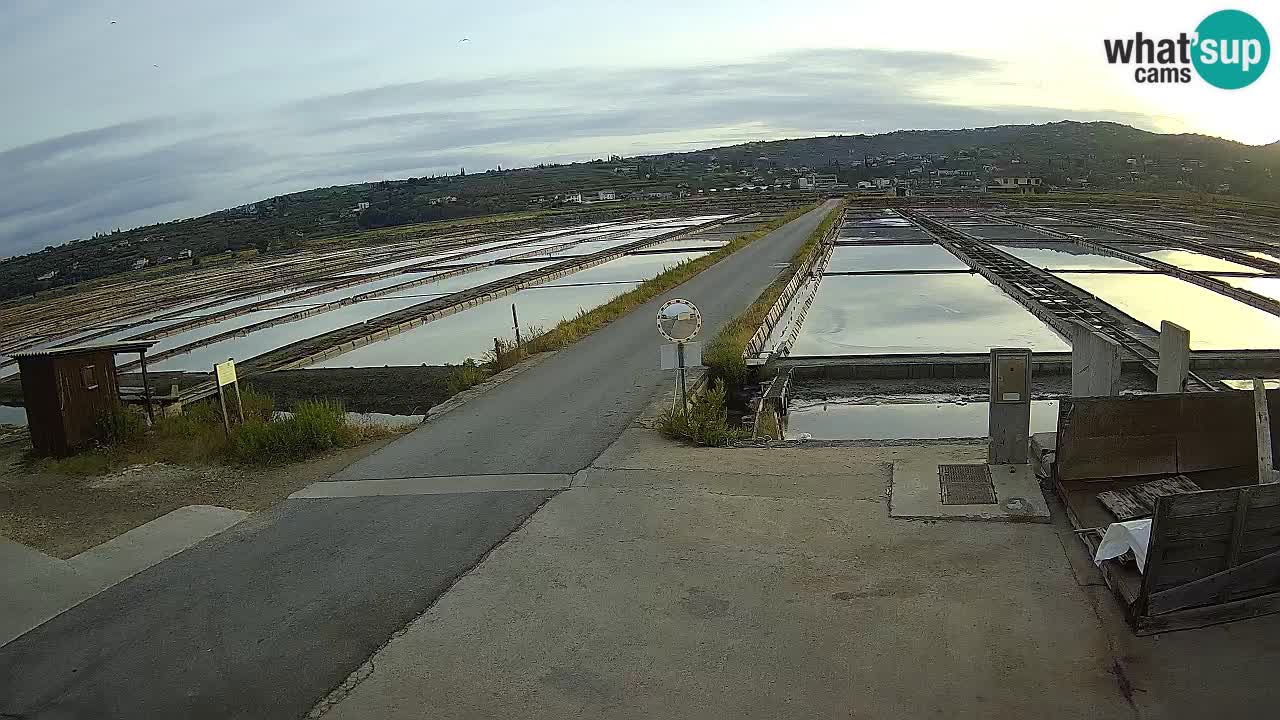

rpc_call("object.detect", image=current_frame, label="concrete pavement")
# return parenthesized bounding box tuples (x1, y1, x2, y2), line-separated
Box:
(0, 201, 840, 719)
(1, 491, 553, 719)
(316, 422, 1280, 720)
(1, 505, 248, 647)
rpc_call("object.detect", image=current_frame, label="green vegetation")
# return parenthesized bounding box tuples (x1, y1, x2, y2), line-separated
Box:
(703, 201, 844, 387)
(445, 359, 494, 395)
(519, 204, 819, 356)
(435, 203, 818, 401)
(657, 379, 748, 447)
(36, 388, 398, 474)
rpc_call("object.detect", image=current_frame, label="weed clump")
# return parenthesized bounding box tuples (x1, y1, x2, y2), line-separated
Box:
(657, 380, 749, 447)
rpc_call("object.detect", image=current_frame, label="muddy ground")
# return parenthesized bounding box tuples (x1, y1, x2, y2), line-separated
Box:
(0, 435, 400, 558)
(244, 367, 458, 415)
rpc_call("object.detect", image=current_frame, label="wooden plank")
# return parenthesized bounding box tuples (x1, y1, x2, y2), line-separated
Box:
(1096, 487, 1150, 522)
(1060, 436, 1179, 481)
(1158, 537, 1232, 563)
(1256, 379, 1278, 484)
(1137, 589, 1280, 635)
(1226, 486, 1253, 568)
(1139, 498, 1174, 613)
(1176, 392, 1256, 473)
(1162, 513, 1236, 542)
(1097, 475, 1200, 521)
(1242, 525, 1280, 554)
(1057, 396, 1183, 482)
(1245, 504, 1280, 532)
(1153, 558, 1231, 591)
(1148, 549, 1280, 614)
(1168, 483, 1280, 517)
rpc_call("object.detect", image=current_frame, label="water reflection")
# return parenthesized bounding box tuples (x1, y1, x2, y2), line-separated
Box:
(1056, 272, 1280, 350)
(992, 243, 1146, 271)
(790, 274, 1070, 356)
(785, 399, 1060, 440)
(824, 244, 967, 273)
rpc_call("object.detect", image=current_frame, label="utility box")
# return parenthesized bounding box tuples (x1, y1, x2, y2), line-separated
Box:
(13, 341, 156, 457)
(989, 348, 1033, 464)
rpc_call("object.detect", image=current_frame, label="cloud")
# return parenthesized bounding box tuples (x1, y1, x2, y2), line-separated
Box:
(0, 47, 1156, 258)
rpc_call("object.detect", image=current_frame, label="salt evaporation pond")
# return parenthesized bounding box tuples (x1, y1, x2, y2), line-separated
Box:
(1112, 246, 1264, 274)
(0, 404, 28, 426)
(789, 274, 1070, 356)
(991, 243, 1147, 271)
(785, 399, 1060, 440)
(824, 244, 968, 273)
(1056, 272, 1280, 350)
(309, 281, 635, 367)
(149, 262, 559, 370)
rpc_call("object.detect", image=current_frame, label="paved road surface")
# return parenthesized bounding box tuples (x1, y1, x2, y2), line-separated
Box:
(335, 200, 839, 479)
(0, 201, 838, 720)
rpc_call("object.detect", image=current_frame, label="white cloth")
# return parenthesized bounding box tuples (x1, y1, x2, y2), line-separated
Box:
(1093, 520, 1153, 573)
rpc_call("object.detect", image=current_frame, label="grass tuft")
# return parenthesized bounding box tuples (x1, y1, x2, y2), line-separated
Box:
(657, 379, 749, 447)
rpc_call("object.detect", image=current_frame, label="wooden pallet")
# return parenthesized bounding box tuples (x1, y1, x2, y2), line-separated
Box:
(1097, 475, 1201, 521)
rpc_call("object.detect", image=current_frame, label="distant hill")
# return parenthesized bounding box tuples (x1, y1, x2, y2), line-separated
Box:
(2, 120, 1277, 301)
(643, 121, 1278, 200)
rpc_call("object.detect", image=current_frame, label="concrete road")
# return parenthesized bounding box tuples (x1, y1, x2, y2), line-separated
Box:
(0, 201, 839, 720)
(334, 200, 839, 479)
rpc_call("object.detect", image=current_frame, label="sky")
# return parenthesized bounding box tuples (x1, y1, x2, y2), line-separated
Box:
(1, 0, 1276, 258)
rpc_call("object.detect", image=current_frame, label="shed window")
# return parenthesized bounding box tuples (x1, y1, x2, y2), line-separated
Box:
(81, 365, 98, 390)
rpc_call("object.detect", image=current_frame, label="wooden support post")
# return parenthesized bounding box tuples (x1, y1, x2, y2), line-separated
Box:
(139, 350, 154, 425)
(217, 385, 232, 438)
(232, 380, 244, 424)
(677, 342, 688, 415)
(1254, 378, 1278, 484)
(1157, 321, 1191, 393)
(214, 361, 231, 439)
(512, 304, 521, 347)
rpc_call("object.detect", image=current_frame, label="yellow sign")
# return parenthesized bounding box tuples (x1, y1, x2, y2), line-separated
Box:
(214, 360, 237, 387)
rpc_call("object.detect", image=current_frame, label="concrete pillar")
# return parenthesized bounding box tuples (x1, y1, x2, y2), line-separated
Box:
(1156, 321, 1191, 394)
(989, 348, 1033, 464)
(1070, 321, 1122, 397)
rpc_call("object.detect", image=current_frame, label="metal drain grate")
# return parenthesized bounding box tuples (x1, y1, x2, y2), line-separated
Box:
(939, 464, 997, 505)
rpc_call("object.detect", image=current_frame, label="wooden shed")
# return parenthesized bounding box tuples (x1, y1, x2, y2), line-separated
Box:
(13, 340, 157, 457)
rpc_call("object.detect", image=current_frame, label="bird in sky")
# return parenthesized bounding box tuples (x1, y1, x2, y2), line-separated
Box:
(459, 38, 470, 43)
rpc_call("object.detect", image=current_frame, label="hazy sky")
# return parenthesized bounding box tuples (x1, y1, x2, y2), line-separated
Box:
(1, 1, 1275, 257)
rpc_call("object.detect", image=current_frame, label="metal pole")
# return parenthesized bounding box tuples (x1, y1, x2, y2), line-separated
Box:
(677, 342, 688, 414)
(139, 350, 154, 425)
(512, 304, 521, 347)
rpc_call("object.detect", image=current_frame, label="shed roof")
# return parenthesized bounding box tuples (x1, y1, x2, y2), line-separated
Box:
(12, 340, 158, 359)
